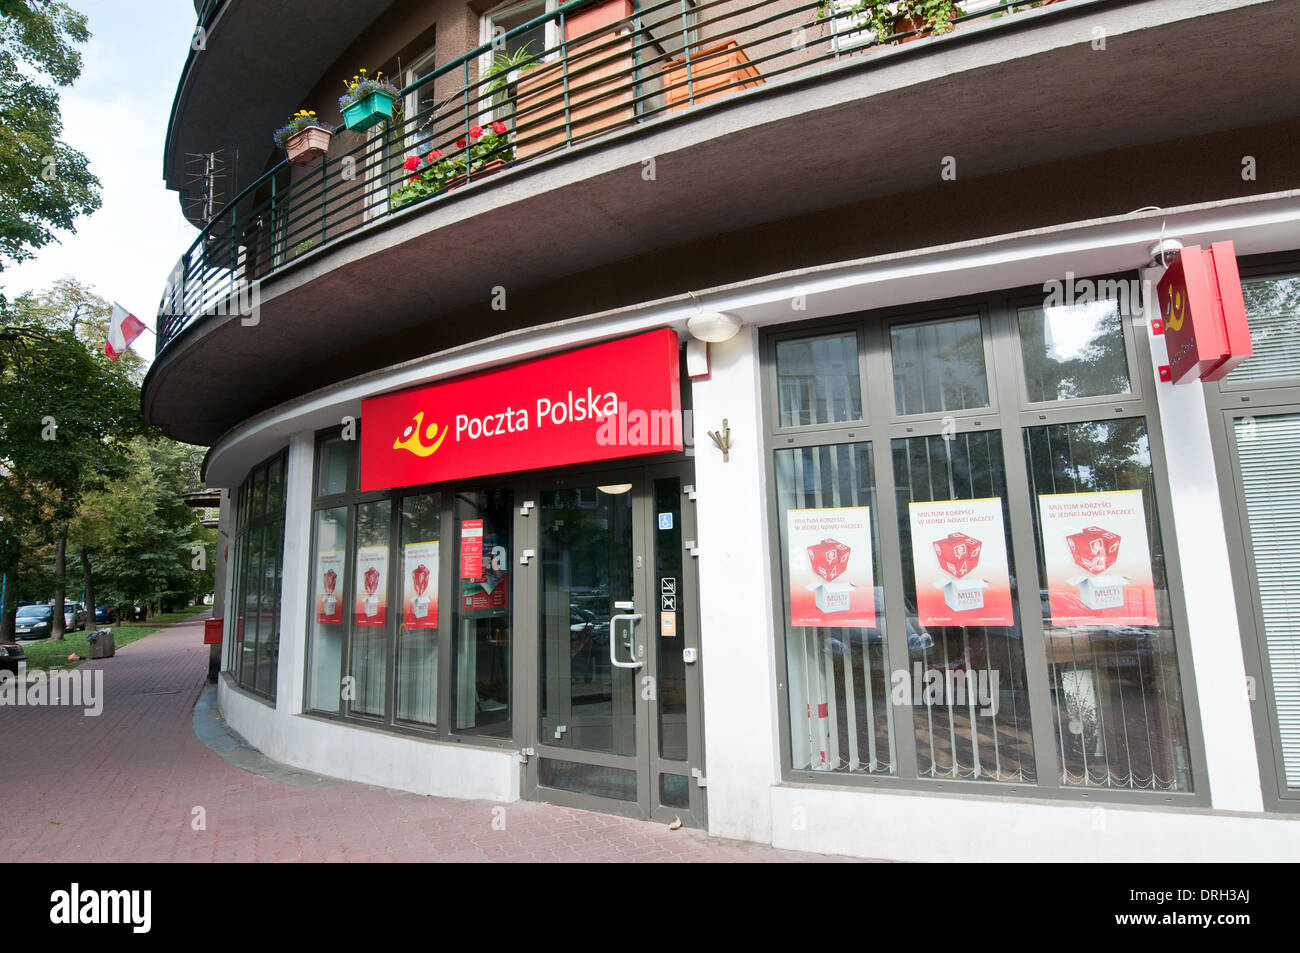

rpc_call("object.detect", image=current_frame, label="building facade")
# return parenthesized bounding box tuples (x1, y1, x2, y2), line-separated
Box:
(146, 0, 1300, 859)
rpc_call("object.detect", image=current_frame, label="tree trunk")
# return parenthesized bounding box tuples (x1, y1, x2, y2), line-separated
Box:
(81, 549, 95, 632)
(0, 600, 14, 641)
(49, 529, 67, 641)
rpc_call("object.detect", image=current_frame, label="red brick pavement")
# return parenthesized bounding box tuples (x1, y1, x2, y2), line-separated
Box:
(0, 612, 853, 862)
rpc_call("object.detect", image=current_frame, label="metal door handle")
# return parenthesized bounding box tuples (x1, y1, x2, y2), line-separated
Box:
(610, 613, 644, 669)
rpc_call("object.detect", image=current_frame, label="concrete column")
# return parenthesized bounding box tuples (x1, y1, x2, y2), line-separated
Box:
(277, 431, 317, 714)
(1142, 264, 1263, 812)
(690, 326, 781, 844)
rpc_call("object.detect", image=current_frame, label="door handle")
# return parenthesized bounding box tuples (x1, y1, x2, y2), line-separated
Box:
(609, 613, 644, 669)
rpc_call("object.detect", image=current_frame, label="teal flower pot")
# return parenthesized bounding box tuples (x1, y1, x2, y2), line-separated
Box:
(342, 90, 396, 131)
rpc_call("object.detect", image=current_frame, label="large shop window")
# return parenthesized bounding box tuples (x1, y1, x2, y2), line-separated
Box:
(303, 432, 512, 741)
(229, 452, 287, 699)
(767, 282, 1200, 800)
(1208, 263, 1300, 808)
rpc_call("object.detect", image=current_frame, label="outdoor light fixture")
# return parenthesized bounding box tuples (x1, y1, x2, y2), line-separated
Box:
(686, 309, 741, 343)
(597, 483, 633, 495)
(1147, 237, 1183, 268)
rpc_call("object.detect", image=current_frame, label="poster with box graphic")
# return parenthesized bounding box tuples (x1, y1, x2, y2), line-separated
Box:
(908, 498, 1015, 626)
(314, 549, 344, 625)
(1038, 489, 1158, 626)
(462, 532, 508, 611)
(354, 544, 388, 626)
(787, 507, 876, 627)
(402, 541, 439, 629)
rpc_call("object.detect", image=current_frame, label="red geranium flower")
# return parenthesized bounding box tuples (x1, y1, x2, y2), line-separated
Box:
(402, 155, 420, 171)
(491, 121, 508, 135)
(426, 149, 444, 162)
(469, 125, 484, 139)
(456, 137, 466, 149)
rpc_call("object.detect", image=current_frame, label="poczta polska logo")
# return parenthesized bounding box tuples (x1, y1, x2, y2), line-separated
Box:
(393, 411, 449, 457)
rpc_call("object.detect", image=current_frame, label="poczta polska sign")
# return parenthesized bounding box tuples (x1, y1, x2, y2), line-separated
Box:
(1157, 241, 1253, 383)
(360, 328, 684, 491)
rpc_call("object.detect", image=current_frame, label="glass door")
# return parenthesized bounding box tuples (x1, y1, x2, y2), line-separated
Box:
(523, 463, 705, 825)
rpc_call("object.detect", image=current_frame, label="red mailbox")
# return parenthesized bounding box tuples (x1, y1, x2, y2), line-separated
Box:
(203, 617, 224, 645)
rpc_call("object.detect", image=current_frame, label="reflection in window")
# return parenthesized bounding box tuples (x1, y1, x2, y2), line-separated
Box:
(776, 332, 862, 427)
(452, 490, 513, 737)
(1228, 274, 1300, 382)
(1019, 298, 1131, 401)
(308, 507, 348, 713)
(891, 315, 989, 415)
(396, 494, 440, 727)
(776, 443, 894, 776)
(349, 500, 391, 718)
(893, 432, 1036, 783)
(231, 453, 287, 699)
(1024, 418, 1192, 791)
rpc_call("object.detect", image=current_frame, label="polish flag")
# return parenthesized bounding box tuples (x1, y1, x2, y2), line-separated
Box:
(105, 302, 147, 361)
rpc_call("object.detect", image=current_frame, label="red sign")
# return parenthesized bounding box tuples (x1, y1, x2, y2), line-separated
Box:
(1158, 242, 1253, 383)
(203, 618, 223, 645)
(360, 330, 683, 491)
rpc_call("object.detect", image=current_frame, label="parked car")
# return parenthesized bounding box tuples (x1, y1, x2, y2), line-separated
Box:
(60, 602, 88, 632)
(14, 605, 54, 640)
(0, 640, 25, 674)
(95, 605, 117, 625)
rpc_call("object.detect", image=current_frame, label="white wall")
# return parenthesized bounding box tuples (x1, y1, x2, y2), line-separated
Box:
(690, 326, 783, 843)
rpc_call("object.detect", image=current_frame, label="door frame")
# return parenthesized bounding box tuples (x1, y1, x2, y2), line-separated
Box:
(514, 456, 707, 827)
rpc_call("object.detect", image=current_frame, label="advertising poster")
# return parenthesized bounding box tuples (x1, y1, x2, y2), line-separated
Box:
(460, 519, 484, 580)
(1038, 489, 1158, 627)
(314, 549, 344, 625)
(909, 497, 1015, 627)
(354, 544, 389, 627)
(402, 541, 439, 629)
(462, 532, 508, 611)
(786, 507, 876, 628)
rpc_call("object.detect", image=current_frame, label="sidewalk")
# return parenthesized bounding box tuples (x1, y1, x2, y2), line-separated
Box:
(0, 612, 855, 862)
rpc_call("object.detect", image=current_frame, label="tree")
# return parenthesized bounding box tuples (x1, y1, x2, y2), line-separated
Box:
(0, 1, 100, 314)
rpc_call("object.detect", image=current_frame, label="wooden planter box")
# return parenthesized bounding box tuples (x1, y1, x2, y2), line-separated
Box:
(445, 158, 509, 191)
(285, 125, 333, 164)
(515, 25, 635, 161)
(665, 40, 762, 113)
(563, 0, 634, 39)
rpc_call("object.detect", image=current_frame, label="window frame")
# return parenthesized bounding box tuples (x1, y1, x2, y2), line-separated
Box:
(228, 448, 289, 703)
(761, 277, 1210, 806)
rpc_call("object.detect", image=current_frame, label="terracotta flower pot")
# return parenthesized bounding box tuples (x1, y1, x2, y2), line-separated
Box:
(285, 125, 333, 164)
(445, 158, 509, 192)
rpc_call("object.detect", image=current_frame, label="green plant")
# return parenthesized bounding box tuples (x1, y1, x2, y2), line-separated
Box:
(390, 122, 514, 210)
(821, 0, 962, 42)
(295, 239, 316, 255)
(484, 42, 540, 97)
(338, 68, 401, 111)
(273, 109, 330, 150)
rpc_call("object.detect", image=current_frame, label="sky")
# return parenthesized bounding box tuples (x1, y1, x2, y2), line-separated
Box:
(4, 1, 201, 359)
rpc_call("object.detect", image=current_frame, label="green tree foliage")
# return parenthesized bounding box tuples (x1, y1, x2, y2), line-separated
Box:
(0, 0, 101, 312)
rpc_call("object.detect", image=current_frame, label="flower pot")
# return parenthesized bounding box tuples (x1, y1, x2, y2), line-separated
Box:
(445, 158, 509, 192)
(285, 124, 333, 164)
(562, 0, 634, 40)
(665, 39, 763, 113)
(341, 90, 396, 131)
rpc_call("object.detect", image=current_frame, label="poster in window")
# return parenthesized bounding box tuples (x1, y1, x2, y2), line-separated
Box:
(1038, 489, 1158, 626)
(460, 518, 484, 580)
(354, 544, 388, 627)
(909, 497, 1015, 626)
(786, 507, 876, 627)
(462, 532, 508, 611)
(402, 541, 439, 629)
(314, 549, 344, 625)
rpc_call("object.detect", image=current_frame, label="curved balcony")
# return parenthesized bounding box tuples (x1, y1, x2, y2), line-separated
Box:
(146, 0, 1300, 445)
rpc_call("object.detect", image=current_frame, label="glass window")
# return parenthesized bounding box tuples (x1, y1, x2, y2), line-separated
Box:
(256, 523, 282, 697)
(229, 452, 287, 700)
(1018, 298, 1131, 401)
(890, 315, 989, 415)
(1227, 274, 1300, 382)
(318, 437, 352, 496)
(893, 431, 1036, 783)
(308, 506, 348, 713)
(1024, 418, 1192, 792)
(451, 489, 514, 737)
(349, 500, 392, 718)
(775, 442, 893, 775)
(397, 493, 441, 727)
(775, 332, 862, 427)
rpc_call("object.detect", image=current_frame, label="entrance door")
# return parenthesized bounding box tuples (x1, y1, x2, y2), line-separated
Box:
(521, 462, 705, 826)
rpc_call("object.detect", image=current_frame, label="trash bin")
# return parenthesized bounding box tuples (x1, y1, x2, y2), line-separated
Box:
(87, 629, 115, 659)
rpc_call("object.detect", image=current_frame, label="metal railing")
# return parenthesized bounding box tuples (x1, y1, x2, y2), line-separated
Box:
(156, 0, 1062, 355)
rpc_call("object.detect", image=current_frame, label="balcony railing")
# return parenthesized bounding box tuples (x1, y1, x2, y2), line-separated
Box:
(155, 0, 1065, 356)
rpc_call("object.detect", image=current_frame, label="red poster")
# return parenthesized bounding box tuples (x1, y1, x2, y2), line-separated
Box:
(402, 541, 439, 629)
(354, 544, 388, 626)
(460, 519, 483, 580)
(315, 549, 344, 625)
(909, 498, 1015, 627)
(359, 329, 683, 491)
(786, 507, 876, 628)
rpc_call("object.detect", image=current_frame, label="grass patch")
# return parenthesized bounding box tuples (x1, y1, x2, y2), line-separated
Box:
(18, 605, 210, 672)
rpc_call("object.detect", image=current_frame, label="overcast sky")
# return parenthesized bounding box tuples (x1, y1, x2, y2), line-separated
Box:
(5, 1, 200, 356)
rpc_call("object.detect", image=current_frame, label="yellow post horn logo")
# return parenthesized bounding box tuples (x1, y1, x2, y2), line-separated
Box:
(394, 412, 448, 458)
(1164, 282, 1186, 333)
